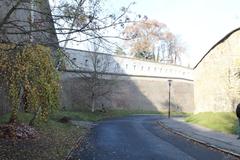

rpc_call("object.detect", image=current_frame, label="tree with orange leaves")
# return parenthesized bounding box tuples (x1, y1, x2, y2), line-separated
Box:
(123, 19, 167, 60)
(123, 19, 184, 64)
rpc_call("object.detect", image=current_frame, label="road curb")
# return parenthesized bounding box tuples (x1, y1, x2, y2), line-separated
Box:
(157, 121, 240, 158)
(65, 122, 95, 160)
(65, 135, 85, 160)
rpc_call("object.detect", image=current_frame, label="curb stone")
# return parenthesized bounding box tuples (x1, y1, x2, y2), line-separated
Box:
(65, 121, 96, 160)
(156, 121, 240, 158)
(65, 134, 85, 160)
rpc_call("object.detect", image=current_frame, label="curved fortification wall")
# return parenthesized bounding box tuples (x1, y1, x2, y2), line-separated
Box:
(60, 49, 194, 112)
(194, 28, 240, 112)
(61, 72, 194, 112)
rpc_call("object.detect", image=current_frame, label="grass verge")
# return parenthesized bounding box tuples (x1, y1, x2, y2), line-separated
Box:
(50, 109, 163, 122)
(0, 112, 87, 160)
(185, 112, 238, 134)
(50, 109, 190, 122)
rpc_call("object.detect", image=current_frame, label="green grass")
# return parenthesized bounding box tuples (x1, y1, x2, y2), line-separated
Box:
(0, 112, 33, 124)
(0, 109, 191, 127)
(0, 112, 86, 160)
(50, 109, 163, 122)
(50, 109, 191, 123)
(185, 112, 238, 134)
(33, 119, 86, 160)
(0, 109, 190, 159)
(0, 109, 163, 160)
(161, 111, 192, 117)
(0, 109, 164, 125)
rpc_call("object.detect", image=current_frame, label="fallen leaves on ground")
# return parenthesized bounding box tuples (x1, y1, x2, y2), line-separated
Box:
(0, 124, 39, 140)
(0, 121, 87, 160)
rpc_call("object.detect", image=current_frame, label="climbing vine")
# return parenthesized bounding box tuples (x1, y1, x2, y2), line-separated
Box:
(0, 43, 60, 125)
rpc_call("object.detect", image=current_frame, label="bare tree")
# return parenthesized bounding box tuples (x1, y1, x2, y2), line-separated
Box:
(0, 0, 143, 76)
(162, 32, 185, 65)
(0, 0, 58, 45)
(0, 0, 139, 49)
(78, 41, 117, 112)
(0, 0, 138, 113)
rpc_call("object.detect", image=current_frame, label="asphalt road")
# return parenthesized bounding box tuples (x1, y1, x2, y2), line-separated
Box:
(69, 115, 238, 160)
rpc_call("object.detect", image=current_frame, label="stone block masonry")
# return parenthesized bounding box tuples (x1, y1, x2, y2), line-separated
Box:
(194, 28, 240, 112)
(60, 72, 194, 112)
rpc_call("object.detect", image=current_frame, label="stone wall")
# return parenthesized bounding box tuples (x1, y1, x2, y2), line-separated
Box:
(0, 0, 58, 48)
(194, 28, 240, 112)
(0, 1, 195, 114)
(0, 1, 58, 115)
(65, 48, 193, 81)
(60, 48, 194, 113)
(60, 72, 195, 112)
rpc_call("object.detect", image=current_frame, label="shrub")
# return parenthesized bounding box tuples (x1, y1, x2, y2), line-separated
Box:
(0, 44, 60, 125)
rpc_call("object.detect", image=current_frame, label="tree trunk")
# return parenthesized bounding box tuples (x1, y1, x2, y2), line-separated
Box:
(29, 107, 41, 126)
(91, 98, 95, 113)
(29, 111, 37, 126)
(8, 84, 23, 124)
(19, 85, 26, 112)
(9, 111, 17, 124)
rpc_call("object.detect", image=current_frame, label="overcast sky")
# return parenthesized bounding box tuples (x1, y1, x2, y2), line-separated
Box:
(106, 0, 240, 66)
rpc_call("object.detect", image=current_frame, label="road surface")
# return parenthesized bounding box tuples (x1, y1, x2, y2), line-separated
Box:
(69, 115, 238, 160)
